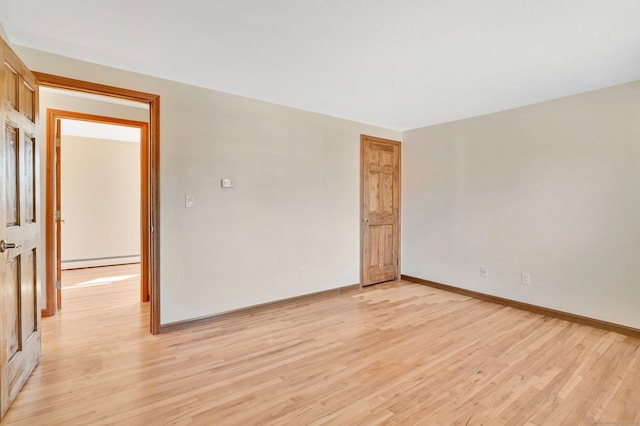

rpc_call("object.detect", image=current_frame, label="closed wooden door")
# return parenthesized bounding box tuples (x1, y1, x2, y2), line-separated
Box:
(0, 39, 41, 419)
(360, 135, 400, 286)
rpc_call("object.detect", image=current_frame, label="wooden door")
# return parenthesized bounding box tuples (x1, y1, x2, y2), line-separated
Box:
(0, 39, 41, 419)
(360, 135, 400, 286)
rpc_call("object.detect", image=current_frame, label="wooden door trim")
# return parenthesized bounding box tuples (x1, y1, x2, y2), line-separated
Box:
(34, 73, 161, 335)
(360, 135, 402, 287)
(46, 109, 149, 306)
(55, 119, 62, 310)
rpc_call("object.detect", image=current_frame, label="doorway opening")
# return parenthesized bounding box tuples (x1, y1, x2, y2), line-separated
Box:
(36, 73, 161, 334)
(55, 114, 147, 310)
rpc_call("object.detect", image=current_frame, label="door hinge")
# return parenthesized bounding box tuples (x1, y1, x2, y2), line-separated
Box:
(150, 225, 154, 233)
(55, 136, 61, 147)
(55, 280, 62, 290)
(54, 210, 62, 220)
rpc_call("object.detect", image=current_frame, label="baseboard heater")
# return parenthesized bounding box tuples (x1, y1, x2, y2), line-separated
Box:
(61, 255, 140, 270)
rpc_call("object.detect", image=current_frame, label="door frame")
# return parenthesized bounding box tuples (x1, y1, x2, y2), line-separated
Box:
(360, 134, 401, 287)
(48, 109, 149, 304)
(35, 73, 161, 335)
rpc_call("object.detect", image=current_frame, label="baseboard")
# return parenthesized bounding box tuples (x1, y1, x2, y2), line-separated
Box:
(160, 283, 361, 333)
(401, 274, 640, 339)
(62, 255, 140, 270)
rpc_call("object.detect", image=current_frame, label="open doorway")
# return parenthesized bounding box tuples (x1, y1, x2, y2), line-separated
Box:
(59, 118, 142, 270)
(56, 115, 146, 308)
(36, 74, 161, 334)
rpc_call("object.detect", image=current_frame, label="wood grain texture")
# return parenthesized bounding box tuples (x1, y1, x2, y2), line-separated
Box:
(34, 71, 161, 335)
(45, 109, 149, 314)
(55, 118, 62, 310)
(0, 37, 41, 420)
(3, 265, 639, 425)
(43, 107, 56, 317)
(361, 135, 401, 286)
(161, 283, 361, 333)
(403, 274, 640, 339)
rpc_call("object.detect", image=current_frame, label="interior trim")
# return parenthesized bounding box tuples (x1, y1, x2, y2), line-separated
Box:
(401, 274, 640, 339)
(34, 72, 161, 335)
(46, 109, 149, 311)
(160, 284, 361, 333)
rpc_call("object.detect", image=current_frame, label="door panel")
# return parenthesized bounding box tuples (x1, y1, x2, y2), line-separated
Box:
(24, 136, 35, 223)
(367, 172, 380, 213)
(3, 64, 17, 109)
(5, 256, 20, 362)
(22, 249, 37, 340)
(1, 37, 41, 420)
(20, 81, 35, 122)
(361, 135, 400, 286)
(5, 125, 18, 226)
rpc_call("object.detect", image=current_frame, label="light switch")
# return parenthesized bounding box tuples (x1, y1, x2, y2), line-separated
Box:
(221, 179, 233, 188)
(185, 195, 195, 208)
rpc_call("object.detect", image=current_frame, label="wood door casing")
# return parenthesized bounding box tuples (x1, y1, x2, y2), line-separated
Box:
(46, 110, 149, 312)
(55, 119, 61, 310)
(0, 37, 41, 420)
(360, 135, 401, 286)
(35, 73, 160, 335)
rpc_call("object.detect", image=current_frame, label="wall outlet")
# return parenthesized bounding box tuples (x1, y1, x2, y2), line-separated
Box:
(298, 267, 305, 279)
(185, 195, 195, 208)
(480, 266, 489, 277)
(521, 272, 531, 285)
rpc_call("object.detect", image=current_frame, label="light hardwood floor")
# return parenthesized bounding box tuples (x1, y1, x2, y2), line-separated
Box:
(2, 265, 639, 425)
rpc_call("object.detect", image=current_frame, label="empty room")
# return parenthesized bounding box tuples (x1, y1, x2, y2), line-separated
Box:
(0, 1, 638, 424)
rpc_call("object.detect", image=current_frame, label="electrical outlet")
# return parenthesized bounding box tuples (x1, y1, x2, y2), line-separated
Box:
(521, 272, 531, 285)
(298, 267, 305, 279)
(185, 195, 195, 208)
(480, 266, 489, 277)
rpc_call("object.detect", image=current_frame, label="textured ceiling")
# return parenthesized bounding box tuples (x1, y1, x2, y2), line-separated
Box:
(1, 1, 640, 130)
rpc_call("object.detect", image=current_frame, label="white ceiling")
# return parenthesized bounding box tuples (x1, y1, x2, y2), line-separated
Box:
(1, 1, 640, 130)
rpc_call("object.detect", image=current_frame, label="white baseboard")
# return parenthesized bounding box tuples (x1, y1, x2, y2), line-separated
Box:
(61, 255, 140, 270)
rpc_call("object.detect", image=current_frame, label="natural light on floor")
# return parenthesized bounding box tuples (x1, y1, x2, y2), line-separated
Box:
(66, 274, 140, 288)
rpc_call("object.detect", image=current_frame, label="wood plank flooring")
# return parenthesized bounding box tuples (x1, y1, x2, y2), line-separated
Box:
(2, 265, 639, 425)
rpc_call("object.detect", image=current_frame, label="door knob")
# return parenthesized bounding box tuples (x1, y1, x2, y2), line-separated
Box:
(0, 240, 20, 253)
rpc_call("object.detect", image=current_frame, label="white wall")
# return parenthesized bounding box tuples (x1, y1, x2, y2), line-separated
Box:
(0, 21, 9, 43)
(16, 46, 401, 325)
(60, 134, 140, 268)
(402, 81, 640, 329)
